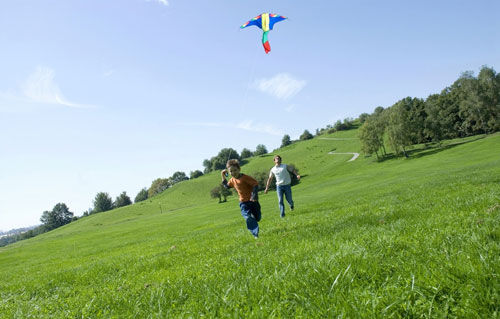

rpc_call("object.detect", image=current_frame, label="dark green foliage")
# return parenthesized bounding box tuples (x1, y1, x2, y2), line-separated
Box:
(334, 118, 355, 131)
(360, 66, 499, 159)
(202, 148, 240, 173)
(0, 225, 46, 247)
(359, 119, 383, 159)
(93, 192, 114, 213)
(254, 144, 268, 156)
(114, 192, 132, 208)
(281, 134, 292, 148)
(253, 171, 275, 191)
(300, 129, 314, 140)
(134, 188, 148, 203)
(170, 171, 188, 184)
(387, 97, 424, 157)
(210, 185, 232, 203)
(359, 113, 370, 124)
(240, 148, 253, 159)
(148, 178, 171, 198)
(189, 170, 204, 179)
(40, 203, 74, 231)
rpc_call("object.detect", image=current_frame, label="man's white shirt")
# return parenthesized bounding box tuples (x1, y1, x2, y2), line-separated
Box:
(270, 164, 291, 186)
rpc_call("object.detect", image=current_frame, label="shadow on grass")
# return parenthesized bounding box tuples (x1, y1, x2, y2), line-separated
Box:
(376, 135, 486, 162)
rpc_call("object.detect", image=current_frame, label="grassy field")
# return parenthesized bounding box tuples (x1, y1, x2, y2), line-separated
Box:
(1, 129, 499, 318)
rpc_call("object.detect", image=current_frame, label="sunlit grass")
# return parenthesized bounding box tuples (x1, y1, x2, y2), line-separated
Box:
(1, 131, 499, 318)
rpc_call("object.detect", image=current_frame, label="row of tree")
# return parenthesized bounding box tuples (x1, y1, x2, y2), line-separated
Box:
(359, 66, 500, 158)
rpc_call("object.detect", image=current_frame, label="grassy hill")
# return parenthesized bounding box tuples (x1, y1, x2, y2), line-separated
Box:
(1, 129, 499, 318)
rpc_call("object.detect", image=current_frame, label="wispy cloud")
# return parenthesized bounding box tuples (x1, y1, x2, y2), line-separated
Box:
(180, 120, 283, 136)
(0, 66, 93, 110)
(147, 0, 169, 6)
(285, 104, 297, 112)
(103, 69, 115, 77)
(236, 120, 283, 136)
(255, 73, 306, 100)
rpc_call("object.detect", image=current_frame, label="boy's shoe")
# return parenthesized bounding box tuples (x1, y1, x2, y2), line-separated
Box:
(290, 205, 294, 211)
(254, 235, 258, 239)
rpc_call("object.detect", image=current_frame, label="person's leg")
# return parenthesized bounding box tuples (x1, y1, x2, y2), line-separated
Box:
(276, 185, 285, 217)
(284, 184, 294, 210)
(240, 202, 259, 237)
(251, 201, 262, 222)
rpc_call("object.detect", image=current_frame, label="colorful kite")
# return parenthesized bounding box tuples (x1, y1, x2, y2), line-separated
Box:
(240, 13, 287, 54)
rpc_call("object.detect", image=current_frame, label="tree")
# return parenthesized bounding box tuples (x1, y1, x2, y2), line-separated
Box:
(171, 171, 188, 184)
(359, 117, 384, 159)
(148, 178, 171, 198)
(458, 66, 500, 135)
(210, 185, 232, 203)
(241, 148, 253, 159)
(210, 186, 222, 203)
(40, 203, 74, 231)
(114, 191, 132, 208)
(202, 159, 212, 174)
(281, 134, 292, 148)
(254, 144, 268, 156)
(134, 188, 148, 203)
(221, 186, 232, 202)
(93, 192, 114, 213)
(213, 148, 240, 171)
(358, 113, 370, 124)
(190, 170, 204, 179)
(387, 98, 414, 157)
(300, 130, 313, 140)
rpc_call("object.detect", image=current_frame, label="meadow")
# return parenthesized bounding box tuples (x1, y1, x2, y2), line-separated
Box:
(0, 129, 499, 318)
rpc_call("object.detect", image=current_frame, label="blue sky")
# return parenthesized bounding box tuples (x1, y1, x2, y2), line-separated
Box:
(1, 0, 499, 231)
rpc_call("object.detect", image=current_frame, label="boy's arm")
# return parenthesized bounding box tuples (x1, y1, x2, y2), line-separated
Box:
(250, 185, 259, 201)
(221, 169, 230, 189)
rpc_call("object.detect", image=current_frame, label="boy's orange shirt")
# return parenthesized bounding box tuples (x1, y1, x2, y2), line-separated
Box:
(228, 174, 258, 202)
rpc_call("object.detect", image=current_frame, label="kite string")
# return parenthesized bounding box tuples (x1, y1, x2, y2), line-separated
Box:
(240, 47, 260, 114)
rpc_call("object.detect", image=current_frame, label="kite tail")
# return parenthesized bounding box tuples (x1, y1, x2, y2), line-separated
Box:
(262, 31, 271, 54)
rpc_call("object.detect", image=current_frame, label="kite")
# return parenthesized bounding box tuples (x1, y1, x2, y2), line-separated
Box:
(240, 13, 287, 54)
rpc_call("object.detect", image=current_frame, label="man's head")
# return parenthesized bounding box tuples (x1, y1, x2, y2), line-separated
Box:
(226, 159, 241, 177)
(273, 155, 282, 165)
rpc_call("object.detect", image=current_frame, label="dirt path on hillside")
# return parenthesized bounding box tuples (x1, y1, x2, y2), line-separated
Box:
(327, 152, 360, 161)
(318, 137, 360, 161)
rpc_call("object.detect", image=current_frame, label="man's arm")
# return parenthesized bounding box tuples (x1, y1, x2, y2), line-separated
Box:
(264, 172, 274, 194)
(287, 165, 301, 180)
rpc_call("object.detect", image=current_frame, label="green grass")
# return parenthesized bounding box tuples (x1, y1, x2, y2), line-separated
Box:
(1, 130, 499, 318)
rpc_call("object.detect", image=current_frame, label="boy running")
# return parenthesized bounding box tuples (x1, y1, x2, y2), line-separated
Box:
(221, 159, 262, 238)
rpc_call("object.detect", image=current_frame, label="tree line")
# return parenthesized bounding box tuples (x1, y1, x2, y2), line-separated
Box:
(359, 66, 499, 159)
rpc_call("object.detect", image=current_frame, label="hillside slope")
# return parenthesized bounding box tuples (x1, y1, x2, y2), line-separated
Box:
(1, 130, 499, 318)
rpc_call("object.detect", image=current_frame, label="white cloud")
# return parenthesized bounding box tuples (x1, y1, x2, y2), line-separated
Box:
(147, 0, 169, 6)
(255, 73, 306, 100)
(0, 66, 93, 110)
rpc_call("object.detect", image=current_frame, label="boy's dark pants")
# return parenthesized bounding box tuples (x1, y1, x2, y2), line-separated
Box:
(239, 201, 261, 237)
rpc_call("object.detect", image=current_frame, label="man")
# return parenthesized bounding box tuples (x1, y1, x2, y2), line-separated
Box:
(264, 155, 300, 218)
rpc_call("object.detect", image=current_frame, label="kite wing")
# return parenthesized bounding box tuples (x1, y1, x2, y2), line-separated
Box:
(240, 13, 287, 54)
